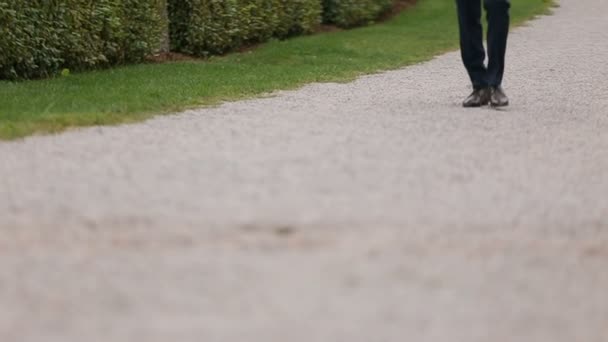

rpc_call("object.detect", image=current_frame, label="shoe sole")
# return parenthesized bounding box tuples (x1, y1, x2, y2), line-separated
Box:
(463, 101, 490, 108)
(490, 101, 509, 107)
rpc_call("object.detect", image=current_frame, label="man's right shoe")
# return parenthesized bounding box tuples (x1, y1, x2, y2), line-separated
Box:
(462, 87, 490, 107)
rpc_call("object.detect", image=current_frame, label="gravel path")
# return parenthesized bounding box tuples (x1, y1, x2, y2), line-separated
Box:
(2, 0, 608, 341)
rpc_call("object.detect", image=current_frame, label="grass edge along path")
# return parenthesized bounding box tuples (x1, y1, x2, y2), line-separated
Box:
(0, 0, 554, 140)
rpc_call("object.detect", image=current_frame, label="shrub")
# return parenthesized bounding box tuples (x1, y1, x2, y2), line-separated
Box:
(168, 0, 322, 57)
(323, 0, 393, 27)
(0, 0, 165, 80)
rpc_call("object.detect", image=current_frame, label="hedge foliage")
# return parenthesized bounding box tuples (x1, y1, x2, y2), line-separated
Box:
(323, 0, 393, 27)
(0, 0, 164, 80)
(1, 0, 396, 79)
(168, 0, 322, 56)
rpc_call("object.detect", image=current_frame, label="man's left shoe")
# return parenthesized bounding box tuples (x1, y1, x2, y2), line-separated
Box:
(490, 86, 509, 107)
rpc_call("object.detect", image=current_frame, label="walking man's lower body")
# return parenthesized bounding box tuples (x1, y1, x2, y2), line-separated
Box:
(456, 0, 510, 107)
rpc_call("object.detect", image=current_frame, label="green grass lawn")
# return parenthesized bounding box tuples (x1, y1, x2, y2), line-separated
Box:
(0, 0, 553, 140)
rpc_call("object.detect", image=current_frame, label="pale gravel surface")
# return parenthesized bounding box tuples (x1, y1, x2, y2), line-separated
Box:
(1, 0, 608, 341)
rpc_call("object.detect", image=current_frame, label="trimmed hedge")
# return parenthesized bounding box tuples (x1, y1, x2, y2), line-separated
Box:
(0, 0, 164, 80)
(168, 0, 322, 57)
(1, 0, 396, 79)
(323, 0, 393, 27)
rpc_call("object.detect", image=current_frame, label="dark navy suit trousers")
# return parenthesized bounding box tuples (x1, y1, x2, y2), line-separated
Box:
(456, 0, 510, 89)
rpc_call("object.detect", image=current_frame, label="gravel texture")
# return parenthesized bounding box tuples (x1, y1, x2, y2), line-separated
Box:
(1, 0, 608, 341)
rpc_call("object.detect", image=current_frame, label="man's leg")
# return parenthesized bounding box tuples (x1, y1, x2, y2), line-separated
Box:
(456, 0, 487, 89)
(484, 0, 510, 87)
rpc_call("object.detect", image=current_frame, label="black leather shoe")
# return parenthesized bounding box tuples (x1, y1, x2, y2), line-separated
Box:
(462, 87, 490, 107)
(490, 86, 509, 107)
